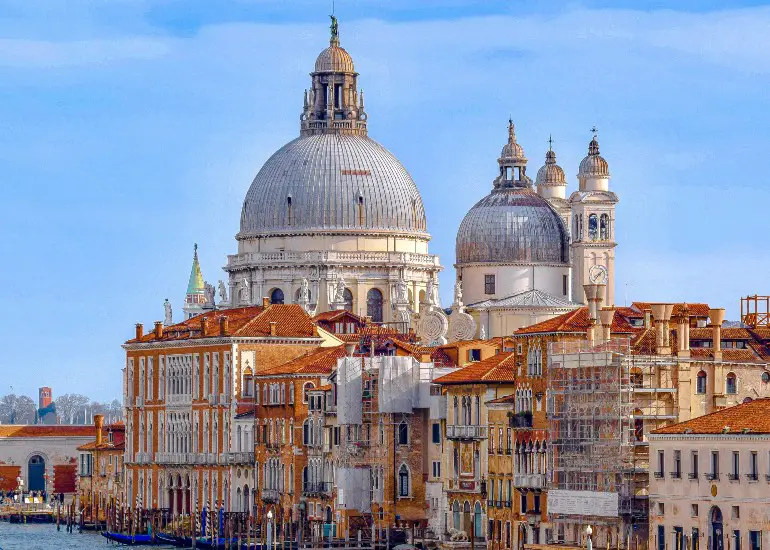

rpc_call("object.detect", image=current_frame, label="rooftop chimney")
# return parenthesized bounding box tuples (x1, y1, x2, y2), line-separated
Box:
(599, 307, 616, 343)
(643, 310, 651, 329)
(153, 321, 163, 339)
(94, 414, 104, 446)
(200, 317, 209, 335)
(344, 343, 357, 357)
(135, 323, 144, 339)
(262, 297, 270, 308)
(219, 316, 229, 336)
(650, 303, 673, 354)
(709, 308, 725, 359)
(269, 321, 278, 336)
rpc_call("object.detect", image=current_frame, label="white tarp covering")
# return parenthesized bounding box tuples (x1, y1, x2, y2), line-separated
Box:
(336, 467, 372, 513)
(378, 356, 421, 413)
(548, 490, 619, 517)
(337, 357, 363, 425)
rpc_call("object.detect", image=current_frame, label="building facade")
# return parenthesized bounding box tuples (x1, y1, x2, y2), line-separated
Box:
(76, 415, 125, 523)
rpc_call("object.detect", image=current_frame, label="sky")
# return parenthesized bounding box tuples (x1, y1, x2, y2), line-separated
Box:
(1, 0, 769, 401)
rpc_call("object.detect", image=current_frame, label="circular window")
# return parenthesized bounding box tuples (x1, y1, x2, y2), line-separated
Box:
(762, 372, 770, 384)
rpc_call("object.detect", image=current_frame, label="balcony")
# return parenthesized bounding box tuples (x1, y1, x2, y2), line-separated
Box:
(261, 489, 280, 503)
(745, 473, 758, 482)
(514, 473, 545, 489)
(227, 451, 255, 464)
(688, 472, 698, 480)
(446, 425, 488, 440)
(302, 482, 332, 497)
(670, 471, 682, 479)
(447, 478, 480, 493)
(706, 473, 719, 481)
(654, 471, 664, 479)
(728, 473, 739, 481)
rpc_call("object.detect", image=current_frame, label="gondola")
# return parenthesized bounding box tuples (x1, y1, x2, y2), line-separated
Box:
(156, 532, 193, 547)
(196, 537, 239, 549)
(100, 531, 156, 545)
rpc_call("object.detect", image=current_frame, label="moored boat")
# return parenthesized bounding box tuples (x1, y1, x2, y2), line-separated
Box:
(100, 531, 156, 545)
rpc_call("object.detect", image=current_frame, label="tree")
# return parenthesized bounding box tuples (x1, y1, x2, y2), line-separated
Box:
(106, 399, 123, 424)
(0, 394, 37, 424)
(54, 393, 90, 424)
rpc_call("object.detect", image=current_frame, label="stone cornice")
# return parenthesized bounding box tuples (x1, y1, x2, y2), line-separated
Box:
(649, 433, 770, 441)
(236, 229, 431, 242)
(122, 336, 323, 351)
(454, 261, 570, 269)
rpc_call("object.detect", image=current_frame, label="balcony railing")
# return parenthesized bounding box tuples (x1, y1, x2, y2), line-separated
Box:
(688, 472, 698, 480)
(446, 425, 488, 440)
(514, 473, 545, 489)
(745, 473, 758, 481)
(670, 471, 682, 479)
(727, 473, 739, 481)
(261, 489, 280, 503)
(227, 451, 255, 464)
(706, 472, 719, 481)
(302, 482, 333, 497)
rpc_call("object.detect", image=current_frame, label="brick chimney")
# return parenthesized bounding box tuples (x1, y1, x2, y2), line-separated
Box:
(262, 297, 270, 308)
(200, 317, 209, 335)
(650, 303, 673, 355)
(269, 321, 278, 336)
(154, 320, 163, 338)
(94, 414, 104, 446)
(135, 323, 144, 339)
(219, 316, 229, 336)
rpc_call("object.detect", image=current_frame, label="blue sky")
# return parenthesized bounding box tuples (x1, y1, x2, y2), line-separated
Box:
(1, 1, 769, 400)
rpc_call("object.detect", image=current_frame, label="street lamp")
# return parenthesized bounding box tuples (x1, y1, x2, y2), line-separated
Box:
(267, 510, 276, 550)
(586, 525, 593, 550)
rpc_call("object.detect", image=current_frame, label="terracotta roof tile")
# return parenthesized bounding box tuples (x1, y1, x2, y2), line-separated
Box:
(690, 327, 752, 340)
(486, 393, 516, 405)
(313, 310, 365, 324)
(0, 425, 96, 438)
(236, 304, 317, 338)
(631, 302, 711, 317)
(256, 346, 346, 376)
(652, 398, 770, 434)
(433, 352, 516, 385)
(515, 307, 635, 335)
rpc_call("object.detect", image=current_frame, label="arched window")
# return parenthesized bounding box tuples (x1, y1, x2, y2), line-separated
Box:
(453, 501, 460, 529)
(270, 288, 284, 305)
(303, 382, 314, 403)
(366, 288, 383, 323)
(398, 421, 408, 445)
(474, 396, 480, 426)
(398, 464, 410, 496)
(588, 213, 598, 241)
(453, 396, 459, 425)
(303, 419, 313, 446)
(600, 213, 609, 240)
(474, 502, 483, 538)
(242, 368, 253, 398)
(342, 289, 353, 312)
(726, 372, 737, 394)
(696, 370, 707, 394)
(294, 287, 312, 303)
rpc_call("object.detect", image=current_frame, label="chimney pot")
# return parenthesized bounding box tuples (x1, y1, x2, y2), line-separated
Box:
(262, 297, 270, 308)
(153, 321, 163, 338)
(709, 308, 725, 355)
(269, 321, 278, 336)
(200, 317, 209, 335)
(135, 323, 144, 339)
(219, 316, 229, 336)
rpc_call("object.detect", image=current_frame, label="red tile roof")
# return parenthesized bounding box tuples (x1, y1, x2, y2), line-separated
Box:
(631, 302, 710, 318)
(433, 353, 516, 385)
(652, 398, 770, 435)
(486, 393, 516, 405)
(126, 304, 318, 343)
(313, 310, 366, 324)
(0, 425, 96, 438)
(690, 327, 752, 340)
(515, 307, 635, 335)
(256, 346, 346, 376)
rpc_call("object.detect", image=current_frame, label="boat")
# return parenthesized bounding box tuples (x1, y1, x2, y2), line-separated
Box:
(196, 537, 239, 549)
(100, 531, 156, 545)
(156, 532, 193, 547)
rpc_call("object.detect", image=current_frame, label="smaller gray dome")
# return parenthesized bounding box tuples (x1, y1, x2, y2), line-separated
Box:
(315, 42, 355, 73)
(536, 149, 566, 186)
(578, 137, 610, 178)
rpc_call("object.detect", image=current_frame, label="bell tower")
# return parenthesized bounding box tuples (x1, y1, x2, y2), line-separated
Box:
(569, 129, 618, 305)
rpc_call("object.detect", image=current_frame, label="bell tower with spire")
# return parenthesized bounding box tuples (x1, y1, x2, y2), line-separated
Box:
(300, 16, 368, 137)
(183, 243, 207, 319)
(569, 129, 619, 306)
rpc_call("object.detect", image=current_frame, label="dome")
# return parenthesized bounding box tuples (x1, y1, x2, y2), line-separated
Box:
(578, 137, 610, 178)
(536, 149, 566, 186)
(499, 120, 526, 163)
(456, 187, 570, 265)
(239, 133, 428, 238)
(314, 43, 355, 73)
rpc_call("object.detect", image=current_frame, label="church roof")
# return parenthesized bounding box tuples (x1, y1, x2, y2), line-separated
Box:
(468, 289, 578, 310)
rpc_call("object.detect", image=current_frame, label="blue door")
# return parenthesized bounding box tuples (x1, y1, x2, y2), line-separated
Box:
(28, 455, 45, 492)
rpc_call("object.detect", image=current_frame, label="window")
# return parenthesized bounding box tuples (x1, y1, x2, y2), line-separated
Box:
(696, 371, 707, 394)
(734, 531, 741, 550)
(658, 526, 665, 550)
(658, 502, 665, 516)
(673, 527, 684, 550)
(432, 423, 441, 444)
(398, 421, 408, 445)
(533, 494, 541, 513)
(673, 450, 681, 478)
(432, 461, 441, 478)
(562, 274, 568, 296)
(726, 372, 737, 394)
(366, 288, 383, 323)
(520, 493, 527, 513)
(600, 213, 609, 240)
(484, 274, 496, 295)
(749, 451, 758, 480)
(731, 451, 740, 480)
(690, 451, 699, 479)
(691, 504, 699, 517)
(656, 450, 665, 478)
(732, 506, 740, 519)
(749, 532, 761, 550)
(398, 465, 410, 497)
(692, 529, 700, 550)
(468, 349, 481, 362)
(588, 213, 598, 240)
(709, 451, 719, 480)
(303, 382, 314, 403)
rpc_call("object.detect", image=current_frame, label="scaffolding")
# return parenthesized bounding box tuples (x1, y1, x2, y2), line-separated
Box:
(546, 339, 679, 550)
(741, 295, 770, 328)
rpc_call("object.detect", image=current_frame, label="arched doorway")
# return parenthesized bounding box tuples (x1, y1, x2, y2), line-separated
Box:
(710, 506, 723, 550)
(366, 288, 383, 322)
(28, 455, 45, 492)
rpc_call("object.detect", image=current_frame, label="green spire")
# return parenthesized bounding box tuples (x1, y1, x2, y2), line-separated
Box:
(187, 243, 205, 295)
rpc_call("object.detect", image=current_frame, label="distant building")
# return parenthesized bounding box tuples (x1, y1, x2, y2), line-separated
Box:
(76, 414, 125, 524)
(37, 386, 57, 425)
(649, 399, 770, 550)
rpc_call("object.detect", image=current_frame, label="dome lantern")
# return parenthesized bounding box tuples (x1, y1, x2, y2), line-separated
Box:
(577, 127, 610, 190)
(494, 119, 531, 189)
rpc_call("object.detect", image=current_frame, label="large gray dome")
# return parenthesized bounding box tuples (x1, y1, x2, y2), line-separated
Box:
(239, 133, 429, 238)
(456, 188, 569, 265)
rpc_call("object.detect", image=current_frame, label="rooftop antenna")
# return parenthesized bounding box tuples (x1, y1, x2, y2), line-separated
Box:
(548, 134, 554, 151)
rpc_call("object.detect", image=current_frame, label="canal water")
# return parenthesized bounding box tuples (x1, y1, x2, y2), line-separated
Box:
(0, 522, 176, 549)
